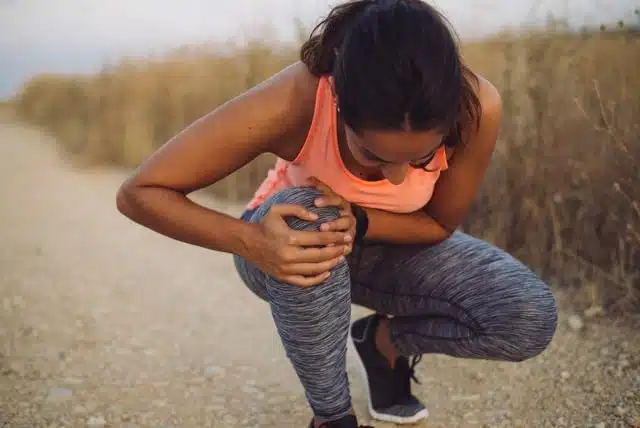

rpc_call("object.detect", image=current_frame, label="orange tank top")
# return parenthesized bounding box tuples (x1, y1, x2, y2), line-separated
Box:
(246, 76, 448, 214)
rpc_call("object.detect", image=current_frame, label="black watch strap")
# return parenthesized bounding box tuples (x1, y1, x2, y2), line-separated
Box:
(351, 203, 369, 244)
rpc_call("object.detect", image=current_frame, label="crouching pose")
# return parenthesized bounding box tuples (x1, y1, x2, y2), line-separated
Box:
(116, 1, 558, 426)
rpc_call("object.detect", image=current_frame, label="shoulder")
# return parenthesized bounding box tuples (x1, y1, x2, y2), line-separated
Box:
(248, 61, 321, 158)
(474, 73, 503, 123)
(264, 61, 320, 115)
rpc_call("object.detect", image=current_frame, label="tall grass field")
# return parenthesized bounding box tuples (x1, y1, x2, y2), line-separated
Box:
(12, 28, 639, 313)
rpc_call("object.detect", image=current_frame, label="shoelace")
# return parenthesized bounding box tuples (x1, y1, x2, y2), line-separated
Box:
(391, 354, 423, 404)
(408, 354, 423, 384)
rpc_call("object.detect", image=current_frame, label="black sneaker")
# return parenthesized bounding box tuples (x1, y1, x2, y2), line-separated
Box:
(307, 414, 373, 428)
(350, 314, 428, 424)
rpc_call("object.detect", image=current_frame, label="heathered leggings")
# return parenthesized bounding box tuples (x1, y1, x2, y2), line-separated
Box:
(233, 187, 558, 421)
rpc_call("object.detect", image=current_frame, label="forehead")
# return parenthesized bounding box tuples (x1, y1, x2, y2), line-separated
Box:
(351, 127, 444, 161)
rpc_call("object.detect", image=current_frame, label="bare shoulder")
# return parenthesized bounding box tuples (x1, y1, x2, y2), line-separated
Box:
(268, 61, 321, 159)
(474, 73, 503, 120)
(213, 60, 320, 157)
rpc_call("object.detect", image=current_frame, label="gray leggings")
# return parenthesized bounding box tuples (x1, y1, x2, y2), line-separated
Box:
(233, 187, 557, 420)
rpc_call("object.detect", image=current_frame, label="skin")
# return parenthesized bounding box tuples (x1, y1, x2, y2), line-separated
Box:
(116, 60, 503, 426)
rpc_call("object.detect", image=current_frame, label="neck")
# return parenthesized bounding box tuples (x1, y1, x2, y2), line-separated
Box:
(336, 116, 385, 182)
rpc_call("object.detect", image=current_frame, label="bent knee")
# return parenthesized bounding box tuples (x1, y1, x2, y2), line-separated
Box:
(494, 283, 558, 361)
(254, 187, 341, 232)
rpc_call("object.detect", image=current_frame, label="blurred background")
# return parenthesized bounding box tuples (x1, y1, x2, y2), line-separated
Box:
(2, 0, 637, 312)
(0, 0, 640, 428)
(0, 1, 639, 426)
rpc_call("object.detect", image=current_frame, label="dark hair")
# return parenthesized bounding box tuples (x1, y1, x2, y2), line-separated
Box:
(300, 0, 481, 148)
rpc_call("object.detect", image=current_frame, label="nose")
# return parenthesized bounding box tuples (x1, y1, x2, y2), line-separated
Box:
(382, 164, 409, 185)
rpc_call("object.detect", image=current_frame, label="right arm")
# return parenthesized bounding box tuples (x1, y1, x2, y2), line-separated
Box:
(116, 62, 350, 286)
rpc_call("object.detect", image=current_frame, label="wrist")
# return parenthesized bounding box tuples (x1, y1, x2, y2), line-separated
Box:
(234, 221, 262, 260)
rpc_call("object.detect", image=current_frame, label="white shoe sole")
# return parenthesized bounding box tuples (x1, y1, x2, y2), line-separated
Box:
(348, 325, 429, 425)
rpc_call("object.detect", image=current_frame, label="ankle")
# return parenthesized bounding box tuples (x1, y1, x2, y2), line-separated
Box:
(374, 316, 399, 369)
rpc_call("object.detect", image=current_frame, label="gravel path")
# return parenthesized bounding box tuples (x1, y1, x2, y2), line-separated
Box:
(0, 117, 638, 428)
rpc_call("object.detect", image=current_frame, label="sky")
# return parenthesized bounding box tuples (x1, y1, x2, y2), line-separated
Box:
(0, 0, 636, 98)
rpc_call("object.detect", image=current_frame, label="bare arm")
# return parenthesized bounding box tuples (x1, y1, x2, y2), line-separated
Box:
(362, 75, 503, 244)
(116, 62, 347, 262)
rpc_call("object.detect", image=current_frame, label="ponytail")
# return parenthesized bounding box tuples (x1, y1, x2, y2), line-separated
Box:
(300, 0, 374, 76)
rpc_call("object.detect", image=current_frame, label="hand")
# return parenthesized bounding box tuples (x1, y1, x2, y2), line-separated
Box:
(250, 204, 352, 288)
(308, 177, 357, 255)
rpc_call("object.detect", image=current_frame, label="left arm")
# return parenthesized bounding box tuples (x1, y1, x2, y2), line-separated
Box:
(317, 75, 503, 245)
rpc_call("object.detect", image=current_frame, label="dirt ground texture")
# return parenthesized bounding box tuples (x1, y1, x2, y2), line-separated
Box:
(1, 116, 639, 428)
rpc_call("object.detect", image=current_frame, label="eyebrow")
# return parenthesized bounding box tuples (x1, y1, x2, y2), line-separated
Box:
(362, 148, 393, 163)
(362, 145, 440, 164)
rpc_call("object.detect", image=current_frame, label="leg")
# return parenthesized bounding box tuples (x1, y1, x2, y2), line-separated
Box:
(347, 232, 557, 423)
(350, 231, 557, 360)
(233, 187, 354, 423)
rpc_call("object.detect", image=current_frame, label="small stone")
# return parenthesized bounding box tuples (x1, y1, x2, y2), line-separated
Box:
(615, 406, 627, 416)
(584, 306, 604, 318)
(600, 347, 610, 356)
(46, 387, 73, 402)
(561, 371, 571, 380)
(567, 314, 584, 331)
(557, 417, 566, 425)
(87, 415, 106, 427)
(241, 385, 259, 394)
(152, 399, 167, 408)
(593, 423, 605, 428)
(72, 405, 87, 414)
(471, 372, 485, 381)
(204, 366, 225, 377)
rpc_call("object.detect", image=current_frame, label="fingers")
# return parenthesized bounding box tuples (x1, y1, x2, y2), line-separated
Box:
(288, 229, 352, 247)
(270, 204, 319, 222)
(314, 194, 346, 209)
(307, 176, 327, 190)
(282, 272, 332, 288)
(283, 243, 349, 263)
(308, 177, 341, 201)
(280, 256, 345, 276)
(319, 215, 354, 232)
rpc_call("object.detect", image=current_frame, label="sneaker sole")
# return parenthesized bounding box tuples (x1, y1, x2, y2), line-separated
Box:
(348, 325, 429, 425)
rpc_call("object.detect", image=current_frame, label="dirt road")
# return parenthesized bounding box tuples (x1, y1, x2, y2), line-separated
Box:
(0, 117, 638, 427)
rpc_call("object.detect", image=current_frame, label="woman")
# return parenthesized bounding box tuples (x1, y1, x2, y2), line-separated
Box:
(116, 1, 558, 427)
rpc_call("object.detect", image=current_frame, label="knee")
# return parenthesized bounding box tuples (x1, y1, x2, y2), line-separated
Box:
(254, 187, 341, 232)
(494, 278, 558, 362)
(252, 187, 350, 297)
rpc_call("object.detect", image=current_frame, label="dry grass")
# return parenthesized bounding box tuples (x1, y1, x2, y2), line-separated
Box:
(12, 29, 639, 313)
